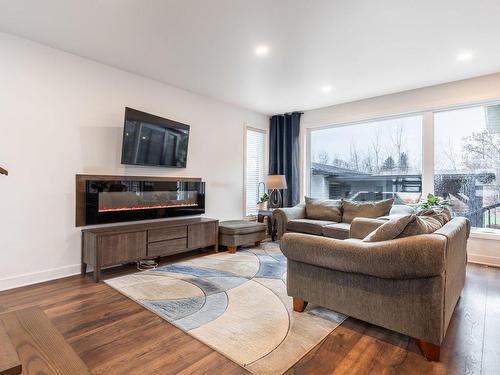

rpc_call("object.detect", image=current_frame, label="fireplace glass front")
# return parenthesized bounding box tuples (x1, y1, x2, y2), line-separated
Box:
(84, 179, 205, 225)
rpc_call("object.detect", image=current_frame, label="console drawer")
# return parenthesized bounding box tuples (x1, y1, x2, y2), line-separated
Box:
(147, 237, 187, 257)
(148, 226, 187, 243)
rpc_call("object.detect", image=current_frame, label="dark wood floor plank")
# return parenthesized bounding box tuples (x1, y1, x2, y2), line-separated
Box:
(0, 320, 22, 375)
(0, 261, 497, 374)
(440, 264, 488, 375)
(481, 266, 500, 375)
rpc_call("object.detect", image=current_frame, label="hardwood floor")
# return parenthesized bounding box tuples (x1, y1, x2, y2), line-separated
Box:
(0, 258, 499, 374)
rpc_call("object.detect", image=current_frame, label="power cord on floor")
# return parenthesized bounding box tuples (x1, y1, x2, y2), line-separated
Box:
(136, 259, 158, 271)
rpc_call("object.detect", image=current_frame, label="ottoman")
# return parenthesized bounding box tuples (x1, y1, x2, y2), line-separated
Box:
(219, 220, 267, 253)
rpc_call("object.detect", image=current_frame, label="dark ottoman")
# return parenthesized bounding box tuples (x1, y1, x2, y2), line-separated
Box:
(219, 220, 267, 253)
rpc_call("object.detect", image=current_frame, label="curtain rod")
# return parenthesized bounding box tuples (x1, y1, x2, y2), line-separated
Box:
(271, 111, 304, 117)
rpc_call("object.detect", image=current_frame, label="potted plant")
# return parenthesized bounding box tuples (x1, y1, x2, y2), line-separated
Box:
(418, 193, 452, 211)
(258, 192, 269, 211)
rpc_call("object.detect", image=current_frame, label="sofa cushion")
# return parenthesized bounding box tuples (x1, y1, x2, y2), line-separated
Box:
(342, 198, 394, 223)
(322, 222, 351, 239)
(304, 197, 342, 222)
(397, 215, 443, 238)
(363, 214, 415, 242)
(287, 219, 335, 235)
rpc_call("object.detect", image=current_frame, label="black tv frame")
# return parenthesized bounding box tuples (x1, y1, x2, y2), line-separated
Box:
(121, 107, 190, 168)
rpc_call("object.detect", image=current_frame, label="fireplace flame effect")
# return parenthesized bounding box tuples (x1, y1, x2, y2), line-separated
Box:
(99, 202, 198, 213)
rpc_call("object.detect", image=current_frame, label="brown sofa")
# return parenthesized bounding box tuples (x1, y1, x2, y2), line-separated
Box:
(273, 198, 414, 240)
(280, 216, 470, 361)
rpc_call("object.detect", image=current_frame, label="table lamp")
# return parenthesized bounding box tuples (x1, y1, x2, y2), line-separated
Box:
(266, 175, 287, 208)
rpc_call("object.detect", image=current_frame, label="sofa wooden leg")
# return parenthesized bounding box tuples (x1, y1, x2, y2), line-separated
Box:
(417, 339, 440, 361)
(293, 297, 308, 312)
(228, 246, 237, 254)
(255, 241, 261, 247)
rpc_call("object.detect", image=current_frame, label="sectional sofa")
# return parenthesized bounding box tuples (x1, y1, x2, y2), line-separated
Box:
(277, 197, 470, 361)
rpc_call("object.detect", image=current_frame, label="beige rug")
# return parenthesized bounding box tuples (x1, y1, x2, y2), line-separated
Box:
(105, 241, 346, 374)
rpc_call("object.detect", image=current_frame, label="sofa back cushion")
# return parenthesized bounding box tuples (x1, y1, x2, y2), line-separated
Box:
(397, 215, 443, 238)
(304, 197, 342, 222)
(342, 198, 394, 223)
(363, 214, 415, 242)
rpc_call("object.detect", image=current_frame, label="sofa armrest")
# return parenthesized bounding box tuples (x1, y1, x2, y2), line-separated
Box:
(273, 204, 306, 239)
(349, 218, 387, 239)
(281, 232, 447, 279)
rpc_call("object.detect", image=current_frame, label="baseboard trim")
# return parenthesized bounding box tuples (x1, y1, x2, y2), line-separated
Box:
(468, 254, 500, 268)
(0, 264, 81, 292)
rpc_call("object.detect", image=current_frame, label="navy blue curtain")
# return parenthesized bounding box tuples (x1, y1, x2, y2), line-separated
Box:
(269, 112, 301, 207)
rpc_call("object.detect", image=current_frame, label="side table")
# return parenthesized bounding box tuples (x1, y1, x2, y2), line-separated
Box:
(257, 209, 277, 241)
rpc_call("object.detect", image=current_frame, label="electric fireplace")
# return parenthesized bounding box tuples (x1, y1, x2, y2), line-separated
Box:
(76, 175, 205, 226)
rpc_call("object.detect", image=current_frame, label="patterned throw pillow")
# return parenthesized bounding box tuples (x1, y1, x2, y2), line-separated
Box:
(397, 215, 443, 238)
(304, 197, 342, 222)
(417, 207, 452, 225)
(342, 198, 394, 223)
(363, 215, 415, 242)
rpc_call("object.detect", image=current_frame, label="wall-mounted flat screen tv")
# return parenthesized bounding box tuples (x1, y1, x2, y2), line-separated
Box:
(121, 107, 189, 168)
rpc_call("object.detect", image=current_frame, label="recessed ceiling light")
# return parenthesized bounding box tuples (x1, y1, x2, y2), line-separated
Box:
(457, 51, 474, 62)
(254, 45, 270, 57)
(321, 85, 332, 93)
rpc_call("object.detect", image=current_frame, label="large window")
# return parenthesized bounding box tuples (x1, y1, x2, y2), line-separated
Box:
(434, 105, 500, 230)
(310, 116, 423, 204)
(245, 127, 266, 217)
(307, 103, 500, 232)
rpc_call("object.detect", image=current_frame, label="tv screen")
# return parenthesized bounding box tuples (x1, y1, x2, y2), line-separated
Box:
(121, 107, 189, 168)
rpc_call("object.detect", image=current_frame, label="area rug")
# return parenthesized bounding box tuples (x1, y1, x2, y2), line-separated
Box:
(105, 241, 346, 374)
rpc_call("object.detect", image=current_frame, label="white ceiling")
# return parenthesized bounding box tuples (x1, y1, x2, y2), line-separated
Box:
(1, 0, 500, 115)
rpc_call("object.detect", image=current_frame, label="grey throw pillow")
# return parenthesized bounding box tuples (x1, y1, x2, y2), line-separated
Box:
(363, 215, 415, 242)
(342, 198, 394, 223)
(397, 215, 443, 238)
(304, 197, 342, 222)
(389, 204, 416, 216)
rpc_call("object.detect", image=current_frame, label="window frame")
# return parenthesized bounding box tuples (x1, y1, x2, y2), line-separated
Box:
(305, 99, 500, 238)
(243, 125, 268, 219)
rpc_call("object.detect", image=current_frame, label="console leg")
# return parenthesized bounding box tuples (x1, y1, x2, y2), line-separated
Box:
(417, 340, 440, 361)
(293, 297, 308, 312)
(81, 263, 87, 276)
(228, 246, 237, 254)
(94, 267, 101, 283)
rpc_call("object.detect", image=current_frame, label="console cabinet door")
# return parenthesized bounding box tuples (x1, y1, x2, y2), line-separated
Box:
(188, 222, 216, 249)
(99, 231, 147, 266)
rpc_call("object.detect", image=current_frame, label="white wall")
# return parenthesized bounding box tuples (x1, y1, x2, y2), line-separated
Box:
(302, 73, 500, 128)
(302, 74, 500, 266)
(0, 33, 268, 290)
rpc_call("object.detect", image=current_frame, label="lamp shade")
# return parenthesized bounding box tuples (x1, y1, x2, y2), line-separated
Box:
(266, 175, 287, 190)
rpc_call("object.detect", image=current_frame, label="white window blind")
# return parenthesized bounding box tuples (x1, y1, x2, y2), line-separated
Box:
(245, 128, 266, 217)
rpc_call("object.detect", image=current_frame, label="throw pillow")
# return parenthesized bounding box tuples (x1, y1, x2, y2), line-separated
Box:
(417, 207, 452, 225)
(389, 204, 416, 216)
(363, 214, 415, 242)
(342, 198, 394, 223)
(397, 215, 443, 238)
(304, 196, 342, 222)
